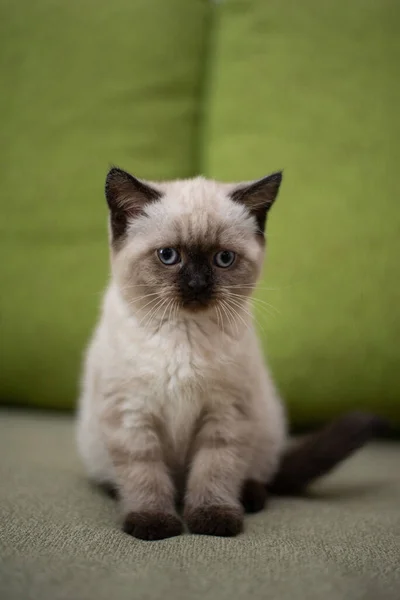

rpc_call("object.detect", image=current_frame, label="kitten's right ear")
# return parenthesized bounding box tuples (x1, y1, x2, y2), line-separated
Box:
(230, 171, 282, 235)
(105, 167, 162, 247)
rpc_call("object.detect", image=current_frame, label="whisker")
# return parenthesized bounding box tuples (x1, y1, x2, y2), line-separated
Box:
(218, 299, 233, 333)
(221, 284, 281, 291)
(134, 295, 162, 313)
(224, 295, 256, 325)
(222, 299, 251, 334)
(159, 298, 174, 327)
(125, 292, 161, 306)
(146, 297, 170, 330)
(214, 304, 220, 331)
(139, 301, 162, 330)
(139, 297, 166, 329)
(225, 296, 267, 334)
(250, 297, 280, 315)
(220, 299, 240, 336)
(120, 283, 160, 289)
(251, 304, 277, 326)
(224, 290, 280, 316)
(215, 304, 224, 336)
(223, 298, 265, 333)
(173, 300, 181, 323)
(168, 299, 181, 332)
(167, 299, 177, 332)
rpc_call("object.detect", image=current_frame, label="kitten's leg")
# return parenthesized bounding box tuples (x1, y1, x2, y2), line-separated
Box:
(102, 410, 182, 541)
(184, 411, 251, 537)
(241, 399, 287, 514)
(99, 481, 119, 500)
(240, 479, 268, 514)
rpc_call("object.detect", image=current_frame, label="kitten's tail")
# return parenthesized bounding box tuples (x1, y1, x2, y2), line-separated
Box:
(268, 411, 388, 495)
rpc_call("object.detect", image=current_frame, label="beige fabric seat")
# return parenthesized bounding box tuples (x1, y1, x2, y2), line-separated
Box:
(1, 410, 399, 600)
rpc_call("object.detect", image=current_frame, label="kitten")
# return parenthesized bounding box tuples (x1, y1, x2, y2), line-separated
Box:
(77, 167, 384, 540)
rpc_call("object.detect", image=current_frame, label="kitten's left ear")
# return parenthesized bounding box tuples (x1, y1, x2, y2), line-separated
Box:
(230, 171, 283, 234)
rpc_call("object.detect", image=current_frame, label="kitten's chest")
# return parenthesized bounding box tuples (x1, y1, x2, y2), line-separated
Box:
(161, 331, 206, 439)
(125, 325, 211, 457)
(131, 319, 214, 383)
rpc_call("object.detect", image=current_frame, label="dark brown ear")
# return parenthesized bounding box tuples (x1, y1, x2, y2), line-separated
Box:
(230, 171, 283, 234)
(105, 167, 162, 247)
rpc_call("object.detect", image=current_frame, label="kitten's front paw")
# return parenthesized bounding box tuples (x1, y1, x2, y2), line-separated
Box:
(123, 511, 183, 541)
(185, 505, 243, 537)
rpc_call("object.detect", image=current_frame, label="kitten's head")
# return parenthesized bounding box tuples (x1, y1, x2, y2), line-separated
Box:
(105, 167, 282, 324)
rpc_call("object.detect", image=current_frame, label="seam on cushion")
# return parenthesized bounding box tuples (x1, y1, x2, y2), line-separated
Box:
(192, 0, 219, 176)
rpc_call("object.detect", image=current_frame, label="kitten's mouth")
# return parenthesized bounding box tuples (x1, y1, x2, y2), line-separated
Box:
(181, 298, 211, 311)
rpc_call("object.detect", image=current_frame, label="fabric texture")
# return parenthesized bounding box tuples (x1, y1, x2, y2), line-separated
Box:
(0, 410, 399, 600)
(0, 0, 210, 409)
(203, 0, 400, 427)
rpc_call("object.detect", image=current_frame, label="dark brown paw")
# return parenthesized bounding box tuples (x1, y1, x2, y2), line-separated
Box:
(241, 479, 268, 514)
(123, 511, 183, 541)
(185, 505, 243, 537)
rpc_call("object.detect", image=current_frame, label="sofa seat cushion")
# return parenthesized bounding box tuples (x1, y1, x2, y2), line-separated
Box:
(1, 410, 399, 600)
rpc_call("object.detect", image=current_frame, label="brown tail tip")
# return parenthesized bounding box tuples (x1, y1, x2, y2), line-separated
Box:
(268, 411, 389, 496)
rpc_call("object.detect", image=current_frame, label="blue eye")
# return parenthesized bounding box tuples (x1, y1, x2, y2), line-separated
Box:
(157, 248, 180, 265)
(214, 250, 236, 268)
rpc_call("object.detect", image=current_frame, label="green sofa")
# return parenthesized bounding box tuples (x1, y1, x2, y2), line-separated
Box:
(1, 1, 399, 598)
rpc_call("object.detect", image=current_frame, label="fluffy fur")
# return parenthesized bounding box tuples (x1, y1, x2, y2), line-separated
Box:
(77, 168, 384, 541)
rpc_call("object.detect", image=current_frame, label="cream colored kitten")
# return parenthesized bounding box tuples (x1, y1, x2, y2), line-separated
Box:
(77, 168, 384, 540)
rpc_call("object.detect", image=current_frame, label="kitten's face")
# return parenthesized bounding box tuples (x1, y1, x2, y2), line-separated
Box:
(105, 169, 282, 323)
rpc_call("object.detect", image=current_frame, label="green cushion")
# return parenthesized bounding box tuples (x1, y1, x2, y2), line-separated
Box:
(1, 410, 399, 600)
(204, 0, 400, 428)
(0, 0, 210, 409)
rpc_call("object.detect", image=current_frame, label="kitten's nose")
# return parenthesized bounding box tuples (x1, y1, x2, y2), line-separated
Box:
(179, 260, 213, 306)
(187, 275, 206, 290)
